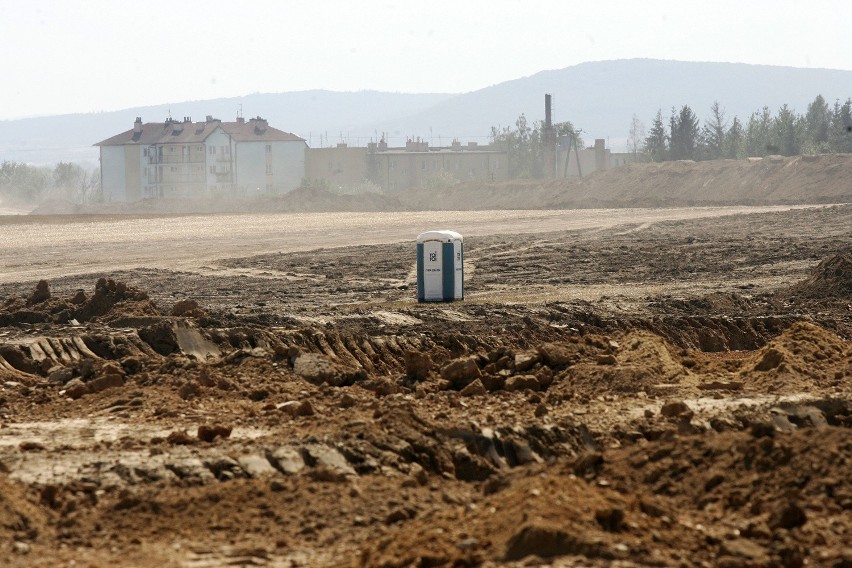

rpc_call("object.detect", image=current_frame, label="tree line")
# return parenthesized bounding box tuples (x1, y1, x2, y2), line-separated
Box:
(0, 161, 100, 206)
(490, 115, 582, 178)
(636, 95, 852, 162)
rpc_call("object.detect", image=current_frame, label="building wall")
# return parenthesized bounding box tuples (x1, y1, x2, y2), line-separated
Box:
(124, 145, 142, 201)
(371, 150, 508, 192)
(100, 146, 127, 201)
(204, 129, 234, 196)
(304, 146, 368, 188)
(154, 142, 207, 198)
(556, 145, 611, 178)
(235, 140, 306, 195)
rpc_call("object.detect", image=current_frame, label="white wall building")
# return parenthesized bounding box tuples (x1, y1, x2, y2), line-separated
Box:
(95, 115, 306, 201)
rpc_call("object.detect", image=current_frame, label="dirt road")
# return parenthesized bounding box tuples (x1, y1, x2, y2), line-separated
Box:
(0, 205, 823, 284)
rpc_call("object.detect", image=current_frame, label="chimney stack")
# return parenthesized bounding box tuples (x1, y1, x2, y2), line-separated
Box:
(545, 94, 552, 129)
(134, 117, 142, 134)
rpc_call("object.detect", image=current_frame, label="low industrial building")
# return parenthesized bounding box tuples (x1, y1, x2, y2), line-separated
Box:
(305, 138, 509, 192)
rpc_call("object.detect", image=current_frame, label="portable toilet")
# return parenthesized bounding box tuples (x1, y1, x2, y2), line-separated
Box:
(417, 230, 464, 302)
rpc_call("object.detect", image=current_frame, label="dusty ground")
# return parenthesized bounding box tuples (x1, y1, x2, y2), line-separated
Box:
(0, 202, 850, 567)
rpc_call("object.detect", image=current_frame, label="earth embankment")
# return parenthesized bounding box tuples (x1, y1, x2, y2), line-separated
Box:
(28, 153, 852, 215)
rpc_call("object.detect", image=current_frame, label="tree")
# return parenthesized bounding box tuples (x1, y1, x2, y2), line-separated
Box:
(643, 109, 667, 162)
(0, 161, 50, 203)
(745, 106, 774, 157)
(723, 117, 744, 159)
(670, 105, 700, 160)
(804, 95, 831, 153)
(701, 101, 728, 160)
(628, 114, 645, 156)
(828, 98, 852, 153)
(772, 104, 804, 156)
(490, 114, 581, 179)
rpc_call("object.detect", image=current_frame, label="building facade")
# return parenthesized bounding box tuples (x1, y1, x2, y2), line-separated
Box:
(96, 116, 306, 201)
(304, 139, 509, 192)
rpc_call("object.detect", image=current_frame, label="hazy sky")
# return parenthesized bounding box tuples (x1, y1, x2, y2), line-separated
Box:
(1, 0, 850, 120)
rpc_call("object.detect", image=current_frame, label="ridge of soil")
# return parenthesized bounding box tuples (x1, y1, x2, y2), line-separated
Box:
(27, 153, 852, 215)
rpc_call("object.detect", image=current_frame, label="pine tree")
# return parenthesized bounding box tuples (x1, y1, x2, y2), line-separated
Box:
(643, 109, 668, 162)
(804, 95, 831, 153)
(670, 105, 700, 160)
(723, 117, 744, 159)
(828, 98, 852, 153)
(772, 104, 804, 156)
(701, 101, 728, 160)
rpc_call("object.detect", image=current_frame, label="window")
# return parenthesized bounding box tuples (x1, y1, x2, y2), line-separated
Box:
(266, 183, 272, 191)
(265, 145, 271, 153)
(389, 159, 396, 170)
(171, 166, 178, 172)
(421, 160, 426, 170)
(209, 146, 215, 155)
(197, 145, 203, 151)
(169, 146, 175, 153)
(143, 148, 148, 157)
(266, 164, 273, 174)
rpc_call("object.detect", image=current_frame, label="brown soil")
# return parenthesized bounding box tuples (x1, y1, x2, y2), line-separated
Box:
(0, 200, 851, 566)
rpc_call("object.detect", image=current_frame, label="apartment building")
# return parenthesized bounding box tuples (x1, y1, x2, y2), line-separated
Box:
(95, 116, 306, 201)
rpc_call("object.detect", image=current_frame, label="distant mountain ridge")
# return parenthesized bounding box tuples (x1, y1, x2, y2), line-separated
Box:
(2, 59, 850, 166)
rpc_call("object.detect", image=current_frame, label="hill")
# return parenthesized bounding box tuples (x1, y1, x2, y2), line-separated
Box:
(2, 59, 851, 166)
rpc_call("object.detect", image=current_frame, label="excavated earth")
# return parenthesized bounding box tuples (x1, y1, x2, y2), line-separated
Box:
(0, 203, 851, 567)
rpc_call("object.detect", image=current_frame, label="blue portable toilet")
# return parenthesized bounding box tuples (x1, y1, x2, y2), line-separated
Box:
(417, 230, 464, 302)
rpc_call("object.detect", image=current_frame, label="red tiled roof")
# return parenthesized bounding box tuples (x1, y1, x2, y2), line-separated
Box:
(95, 118, 304, 146)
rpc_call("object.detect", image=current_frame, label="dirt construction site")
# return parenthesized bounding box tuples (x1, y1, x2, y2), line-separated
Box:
(0, 156, 851, 567)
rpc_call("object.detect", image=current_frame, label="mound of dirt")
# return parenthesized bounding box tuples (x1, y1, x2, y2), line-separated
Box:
(362, 426, 852, 566)
(27, 154, 852, 216)
(789, 252, 852, 299)
(0, 278, 161, 326)
(743, 321, 850, 391)
(0, 476, 48, 545)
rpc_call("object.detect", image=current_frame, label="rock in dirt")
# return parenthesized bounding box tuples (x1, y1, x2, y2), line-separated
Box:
(197, 424, 232, 443)
(719, 538, 769, 561)
(595, 506, 625, 532)
(440, 356, 481, 387)
(166, 431, 196, 445)
(660, 400, 693, 418)
(27, 280, 51, 305)
(460, 378, 487, 397)
(404, 351, 433, 380)
(64, 378, 89, 400)
(266, 447, 306, 475)
(504, 523, 600, 560)
(514, 352, 539, 373)
(768, 501, 808, 530)
(301, 444, 356, 477)
(754, 348, 785, 371)
(504, 375, 540, 392)
(86, 373, 125, 394)
(170, 299, 205, 317)
(537, 342, 579, 367)
(237, 454, 278, 477)
(293, 352, 363, 387)
(278, 400, 315, 417)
